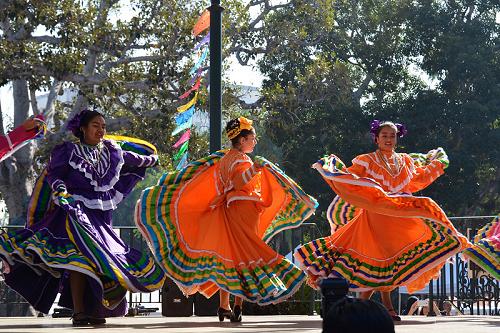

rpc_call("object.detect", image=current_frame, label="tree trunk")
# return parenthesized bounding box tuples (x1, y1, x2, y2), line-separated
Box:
(0, 171, 33, 225)
(0, 79, 35, 225)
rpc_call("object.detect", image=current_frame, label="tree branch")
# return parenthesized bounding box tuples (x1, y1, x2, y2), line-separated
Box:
(28, 82, 40, 115)
(228, 0, 293, 65)
(0, 98, 5, 136)
(101, 55, 169, 71)
(352, 73, 372, 103)
(43, 80, 62, 120)
(105, 108, 163, 131)
(69, 0, 116, 118)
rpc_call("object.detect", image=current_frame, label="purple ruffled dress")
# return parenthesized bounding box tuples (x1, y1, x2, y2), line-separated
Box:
(0, 139, 165, 317)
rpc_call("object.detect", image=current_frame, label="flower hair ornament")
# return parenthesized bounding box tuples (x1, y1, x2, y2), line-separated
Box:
(226, 117, 254, 140)
(369, 119, 407, 141)
(66, 109, 91, 136)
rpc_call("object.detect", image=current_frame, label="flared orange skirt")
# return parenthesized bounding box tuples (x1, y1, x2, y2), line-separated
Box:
(136, 151, 318, 304)
(295, 155, 470, 293)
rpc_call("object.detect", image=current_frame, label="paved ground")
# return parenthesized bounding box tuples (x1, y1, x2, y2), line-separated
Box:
(0, 315, 497, 332)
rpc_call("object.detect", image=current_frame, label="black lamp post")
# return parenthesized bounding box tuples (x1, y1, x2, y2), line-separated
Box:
(209, 0, 223, 153)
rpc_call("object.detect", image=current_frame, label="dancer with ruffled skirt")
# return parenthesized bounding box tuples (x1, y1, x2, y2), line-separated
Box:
(463, 215, 499, 280)
(136, 117, 317, 322)
(0, 110, 165, 326)
(295, 120, 470, 321)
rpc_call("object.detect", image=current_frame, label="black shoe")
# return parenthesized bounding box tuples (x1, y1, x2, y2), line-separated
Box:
(388, 309, 401, 322)
(230, 305, 242, 322)
(88, 317, 106, 325)
(217, 307, 232, 322)
(71, 313, 90, 327)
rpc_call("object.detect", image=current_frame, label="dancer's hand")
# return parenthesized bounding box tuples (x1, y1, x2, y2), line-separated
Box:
(253, 158, 265, 170)
(432, 147, 449, 169)
(53, 186, 76, 207)
(22, 117, 36, 131)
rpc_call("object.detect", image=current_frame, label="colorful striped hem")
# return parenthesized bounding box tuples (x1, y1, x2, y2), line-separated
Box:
(463, 215, 499, 280)
(135, 151, 314, 304)
(294, 155, 470, 293)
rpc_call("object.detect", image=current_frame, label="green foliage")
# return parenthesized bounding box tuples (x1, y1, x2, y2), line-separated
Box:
(0, 1, 253, 165)
(0, 1, 254, 221)
(248, 0, 499, 219)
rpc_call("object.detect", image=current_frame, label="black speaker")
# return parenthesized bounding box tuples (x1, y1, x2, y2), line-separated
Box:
(52, 307, 73, 318)
(161, 277, 193, 317)
(194, 291, 219, 316)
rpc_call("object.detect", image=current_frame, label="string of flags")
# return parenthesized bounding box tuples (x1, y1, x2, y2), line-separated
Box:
(171, 10, 210, 170)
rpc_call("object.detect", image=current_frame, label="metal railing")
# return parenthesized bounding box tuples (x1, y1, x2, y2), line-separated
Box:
(425, 216, 499, 316)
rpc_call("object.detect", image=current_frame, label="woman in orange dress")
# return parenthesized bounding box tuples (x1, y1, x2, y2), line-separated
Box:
(295, 120, 470, 320)
(136, 117, 317, 322)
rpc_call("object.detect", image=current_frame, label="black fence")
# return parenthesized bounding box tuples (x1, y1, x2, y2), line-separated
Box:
(0, 217, 498, 316)
(424, 217, 499, 316)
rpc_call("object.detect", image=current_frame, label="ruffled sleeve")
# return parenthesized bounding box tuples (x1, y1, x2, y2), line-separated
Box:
(406, 154, 445, 193)
(347, 155, 369, 178)
(230, 159, 260, 191)
(46, 142, 72, 191)
(122, 150, 158, 168)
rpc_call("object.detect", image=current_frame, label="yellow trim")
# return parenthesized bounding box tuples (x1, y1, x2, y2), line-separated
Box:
(104, 134, 158, 155)
(66, 215, 131, 289)
(27, 170, 48, 227)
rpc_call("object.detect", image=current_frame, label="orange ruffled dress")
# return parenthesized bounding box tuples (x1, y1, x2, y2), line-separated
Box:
(135, 149, 317, 304)
(294, 148, 471, 293)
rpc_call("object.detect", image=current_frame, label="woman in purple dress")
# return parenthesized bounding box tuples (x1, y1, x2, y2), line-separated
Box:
(0, 110, 165, 326)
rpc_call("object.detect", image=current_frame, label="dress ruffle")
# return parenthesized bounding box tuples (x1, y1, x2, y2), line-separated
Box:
(48, 141, 149, 211)
(68, 140, 124, 192)
(351, 152, 444, 194)
(0, 209, 165, 314)
(135, 150, 317, 304)
(0, 137, 165, 317)
(463, 215, 499, 280)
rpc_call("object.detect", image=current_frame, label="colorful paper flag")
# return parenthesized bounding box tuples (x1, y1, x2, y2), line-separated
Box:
(189, 47, 209, 75)
(194, 32, 210, 50)
(192, 10, 210, 37)
(175, 106, 195, 125)
(173, 141, 189, 161)
(179, 77, 202, 100)
(177, 92, 198, 113)
(190, 68, 205, 85)
(172, 129, 191, 148)
(175, 152, 189, 170)
(172, 117, 193, 136)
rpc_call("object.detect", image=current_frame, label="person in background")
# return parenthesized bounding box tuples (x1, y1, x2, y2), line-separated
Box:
(402, 295, 419, 315)
(0, 115, 46, 162)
